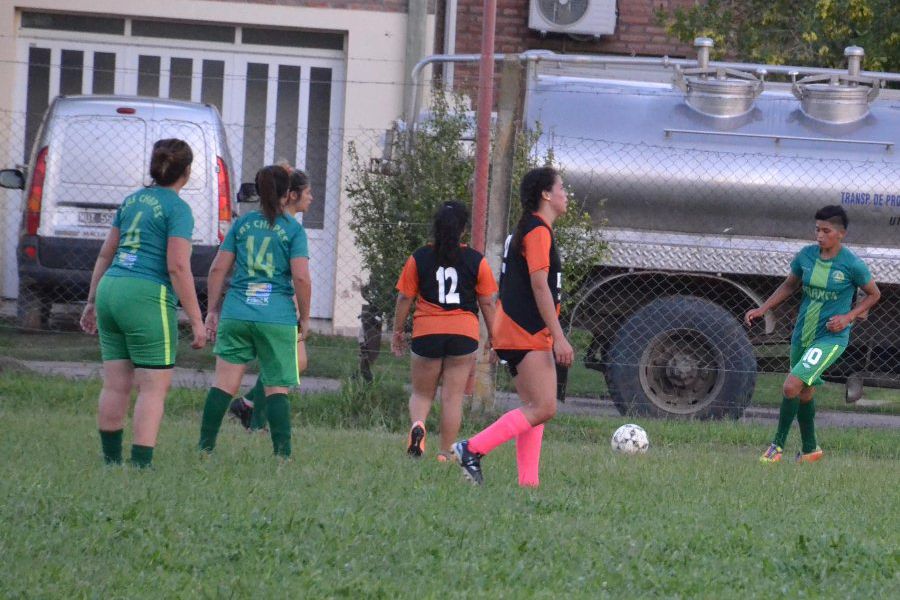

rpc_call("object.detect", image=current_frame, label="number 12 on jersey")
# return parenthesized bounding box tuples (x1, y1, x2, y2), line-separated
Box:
(436, 266, 459, 304)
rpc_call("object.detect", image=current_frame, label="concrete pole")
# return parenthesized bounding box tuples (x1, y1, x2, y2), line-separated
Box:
(443, 0, 458, 88)
(473, 56, 526, 408)
(470, 0, 497, 253)
(404, 0, 430, 123)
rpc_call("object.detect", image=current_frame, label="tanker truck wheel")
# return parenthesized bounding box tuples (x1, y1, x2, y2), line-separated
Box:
(606, 295, 756, 419)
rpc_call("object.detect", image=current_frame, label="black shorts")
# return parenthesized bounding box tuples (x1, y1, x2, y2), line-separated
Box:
(410, 334, 478, 359)
(495, 349, 531, 378)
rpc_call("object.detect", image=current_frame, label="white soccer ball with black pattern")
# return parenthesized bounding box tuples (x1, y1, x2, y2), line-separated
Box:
(611, 424, 650, 454)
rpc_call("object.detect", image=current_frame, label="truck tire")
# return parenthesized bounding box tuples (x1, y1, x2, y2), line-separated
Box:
(607, 295, 756, 419)
(17, 283, 51, 331)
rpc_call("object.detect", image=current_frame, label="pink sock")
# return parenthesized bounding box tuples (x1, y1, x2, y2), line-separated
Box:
(468, 409, 532, 456)
(516, 424, 544, 487)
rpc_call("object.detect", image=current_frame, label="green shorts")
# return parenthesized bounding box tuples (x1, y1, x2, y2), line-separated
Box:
(790, 339, 846, 386)
(96, 275, 177, 368)
(214, 319, 299, 387)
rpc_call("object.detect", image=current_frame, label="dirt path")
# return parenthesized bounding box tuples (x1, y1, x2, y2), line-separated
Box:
(17, 359, 900, 429)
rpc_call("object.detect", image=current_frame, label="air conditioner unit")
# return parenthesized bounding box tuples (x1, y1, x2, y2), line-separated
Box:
(528, 0, 617, 37)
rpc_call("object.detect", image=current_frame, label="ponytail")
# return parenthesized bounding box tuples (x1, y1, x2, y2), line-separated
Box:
(255, 165, 290, 226)
(433, 201, 469, 266)
(512, 166, 559, 250)
(149, 138, 193, 186)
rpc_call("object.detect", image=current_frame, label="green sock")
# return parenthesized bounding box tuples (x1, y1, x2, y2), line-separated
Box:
(797, 400, 817, 453)
(265, 393, 292, 457)
(199, 387, 233, 451)
(250, 396, 268, 430)
(249, 379, 268, 431)
(246, 378, 265, 404)
(129, 444, 153, 468)
(772, 397, 799, 448)
(99, 429, 123, 465)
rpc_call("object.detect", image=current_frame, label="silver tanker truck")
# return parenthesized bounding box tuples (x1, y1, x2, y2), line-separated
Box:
(522, 40, 900, 418)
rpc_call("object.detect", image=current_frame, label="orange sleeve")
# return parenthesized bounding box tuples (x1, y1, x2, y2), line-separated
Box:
(475, 257, 498, 296)
(396, 255, 419, 297)
(522, 227, 551, 274)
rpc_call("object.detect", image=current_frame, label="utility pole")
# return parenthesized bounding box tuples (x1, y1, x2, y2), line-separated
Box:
(470, 0, 497, 252)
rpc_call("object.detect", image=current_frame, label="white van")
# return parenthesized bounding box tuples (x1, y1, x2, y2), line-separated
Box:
(0, 95, 235, 328)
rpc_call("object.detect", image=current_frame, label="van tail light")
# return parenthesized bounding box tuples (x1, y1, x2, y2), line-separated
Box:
(26, 146, 48, 236)
(216, 156, 232, 243)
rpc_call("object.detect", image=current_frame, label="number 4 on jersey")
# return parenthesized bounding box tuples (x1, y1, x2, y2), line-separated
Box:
(121, 211, 143, 251)
(246, 235, 275, 278)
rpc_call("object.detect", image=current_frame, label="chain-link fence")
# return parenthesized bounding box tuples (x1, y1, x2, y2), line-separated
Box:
(0, 106, 392, 384)
(512, 128, 900, 417)
(1, 86, 898, 420)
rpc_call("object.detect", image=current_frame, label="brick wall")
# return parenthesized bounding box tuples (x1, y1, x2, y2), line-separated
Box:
(215, 1, 412, 13)
(455, 1, 694, 57)
(447, 1, 695, 95)
(454, 0, 694, 57)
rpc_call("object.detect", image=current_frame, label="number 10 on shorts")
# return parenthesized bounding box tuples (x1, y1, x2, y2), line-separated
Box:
(801, 347, 822, 368)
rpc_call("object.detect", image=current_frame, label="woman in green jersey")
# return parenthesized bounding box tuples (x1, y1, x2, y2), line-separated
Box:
(198, 165, 311, 458)
(746, 205, 881, 463)
(227, 167, 313, 432)
(80, 138, 206, 468)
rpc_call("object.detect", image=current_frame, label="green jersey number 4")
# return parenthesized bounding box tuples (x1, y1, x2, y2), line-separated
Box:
(121, 211, 143, 251)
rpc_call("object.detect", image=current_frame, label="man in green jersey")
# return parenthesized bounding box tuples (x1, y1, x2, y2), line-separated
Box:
(746, 205, 881, 463)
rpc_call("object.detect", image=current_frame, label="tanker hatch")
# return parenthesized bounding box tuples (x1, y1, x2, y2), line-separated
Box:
(674, 37, 764, 118)
(791, 46, 882, 123)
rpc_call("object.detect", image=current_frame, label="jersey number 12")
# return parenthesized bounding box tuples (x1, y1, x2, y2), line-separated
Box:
(436, 266, 460, 304)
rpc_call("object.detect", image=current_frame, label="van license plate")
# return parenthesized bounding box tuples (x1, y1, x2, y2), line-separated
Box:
(78, 211, 114, 227)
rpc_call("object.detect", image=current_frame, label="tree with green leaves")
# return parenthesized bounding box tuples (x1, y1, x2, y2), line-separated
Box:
(345, 96, 607, 380)
(346, 93, 475, 328)
(657, 0, 899, 72)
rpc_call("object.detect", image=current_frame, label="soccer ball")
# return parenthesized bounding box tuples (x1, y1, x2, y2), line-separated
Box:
(611, 424, 650, 454)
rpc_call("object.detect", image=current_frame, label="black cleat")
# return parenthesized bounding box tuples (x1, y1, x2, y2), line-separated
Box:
(452, 440, 484, 485)
(407, 421, 426, 458)
(228, 397, 253, 431)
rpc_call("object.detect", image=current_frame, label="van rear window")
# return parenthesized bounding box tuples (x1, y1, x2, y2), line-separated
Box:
(59, 117, 146, 188)
(157, 121, 208, 191)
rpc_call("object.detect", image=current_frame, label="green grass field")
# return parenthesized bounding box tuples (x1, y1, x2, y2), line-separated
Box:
(1, 373, 898, 597)
(3, 324, 898, 415)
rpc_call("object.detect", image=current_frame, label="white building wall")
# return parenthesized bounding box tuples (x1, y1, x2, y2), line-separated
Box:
(0, 1, 433, 333)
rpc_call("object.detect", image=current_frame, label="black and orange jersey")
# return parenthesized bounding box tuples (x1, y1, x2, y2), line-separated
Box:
(492, 213, 561, 350)
(396, 244, 498, 340)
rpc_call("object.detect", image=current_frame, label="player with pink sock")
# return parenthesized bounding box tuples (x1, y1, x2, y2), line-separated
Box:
(453, 167, 574, 486)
